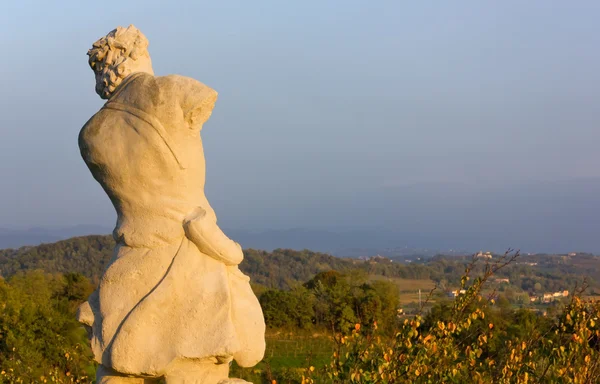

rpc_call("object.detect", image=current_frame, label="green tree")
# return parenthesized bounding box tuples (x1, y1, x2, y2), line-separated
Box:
(0, 271, 94, 382)
(260, 288, 315, 329)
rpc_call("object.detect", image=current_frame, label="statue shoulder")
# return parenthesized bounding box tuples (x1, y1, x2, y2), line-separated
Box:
(78, 109, 109, 162)
(79, 110, 104, 146)
(155, 74, 215, 96)
(156, 75, 218, 132)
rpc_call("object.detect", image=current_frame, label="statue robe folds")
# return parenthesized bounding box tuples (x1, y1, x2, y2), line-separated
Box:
(77, 72, 265, 377)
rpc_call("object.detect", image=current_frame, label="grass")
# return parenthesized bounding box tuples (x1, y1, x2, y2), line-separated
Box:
(261, 334, 332, 367)
(230, 331, 334, 383)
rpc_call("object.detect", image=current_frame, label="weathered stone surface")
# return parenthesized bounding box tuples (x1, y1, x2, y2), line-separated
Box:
(77, 25, 265, 383)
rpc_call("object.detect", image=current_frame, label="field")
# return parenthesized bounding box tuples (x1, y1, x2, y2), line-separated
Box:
(369, 275, 437, 305)
(231, 332, 334, 382)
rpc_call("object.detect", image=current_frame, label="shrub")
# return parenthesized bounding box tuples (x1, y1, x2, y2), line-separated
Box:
(301, 251, 600, 383)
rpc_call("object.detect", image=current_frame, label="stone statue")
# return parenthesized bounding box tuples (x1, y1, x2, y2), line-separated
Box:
(76, 25, 266, 384)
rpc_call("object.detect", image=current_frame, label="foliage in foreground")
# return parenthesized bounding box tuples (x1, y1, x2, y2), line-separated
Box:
(298, 252, 600, 384)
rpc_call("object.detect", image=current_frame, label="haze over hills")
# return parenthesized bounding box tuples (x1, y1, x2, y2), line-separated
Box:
(0, 225, 111, 250)
(224, 177, 600, 254)
(2, 178, 599, 255)
(0, 226, 460, 258)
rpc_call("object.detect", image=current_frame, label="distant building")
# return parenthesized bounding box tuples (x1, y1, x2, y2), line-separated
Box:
(367, 255, 389, 264)
(494, 278, 510, 284)
(476, 251, 493, 259)
(540, 291, 569, 303)
(517, 262, 538, 266)
(448, 289, 467, 298)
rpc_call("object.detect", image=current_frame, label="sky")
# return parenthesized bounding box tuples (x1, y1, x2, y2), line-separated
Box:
(1, 1, 599, 252)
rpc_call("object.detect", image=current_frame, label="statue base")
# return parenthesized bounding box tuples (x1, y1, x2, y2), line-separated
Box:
(96, 360, 252, 384)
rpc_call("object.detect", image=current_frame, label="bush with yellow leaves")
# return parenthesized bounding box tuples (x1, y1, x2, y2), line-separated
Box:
(303, 251, 600, 383)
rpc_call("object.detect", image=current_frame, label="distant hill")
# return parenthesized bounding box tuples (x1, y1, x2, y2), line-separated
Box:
(2, 234, 599, 296)
(0, 235, 438, 289)
(0, 235, 358, 287)
(0, 235, 114, 283)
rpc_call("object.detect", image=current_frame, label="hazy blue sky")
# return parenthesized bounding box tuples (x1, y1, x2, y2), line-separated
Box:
(1, 1, 599, 252)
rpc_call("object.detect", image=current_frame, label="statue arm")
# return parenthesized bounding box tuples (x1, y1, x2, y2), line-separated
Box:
(183, 207, 244, 266)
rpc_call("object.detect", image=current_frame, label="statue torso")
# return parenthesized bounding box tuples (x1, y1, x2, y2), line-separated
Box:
(79, 73, 211, 248)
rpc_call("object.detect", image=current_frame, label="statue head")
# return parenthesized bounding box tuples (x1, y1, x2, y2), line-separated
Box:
(88, 25, 154, 99)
